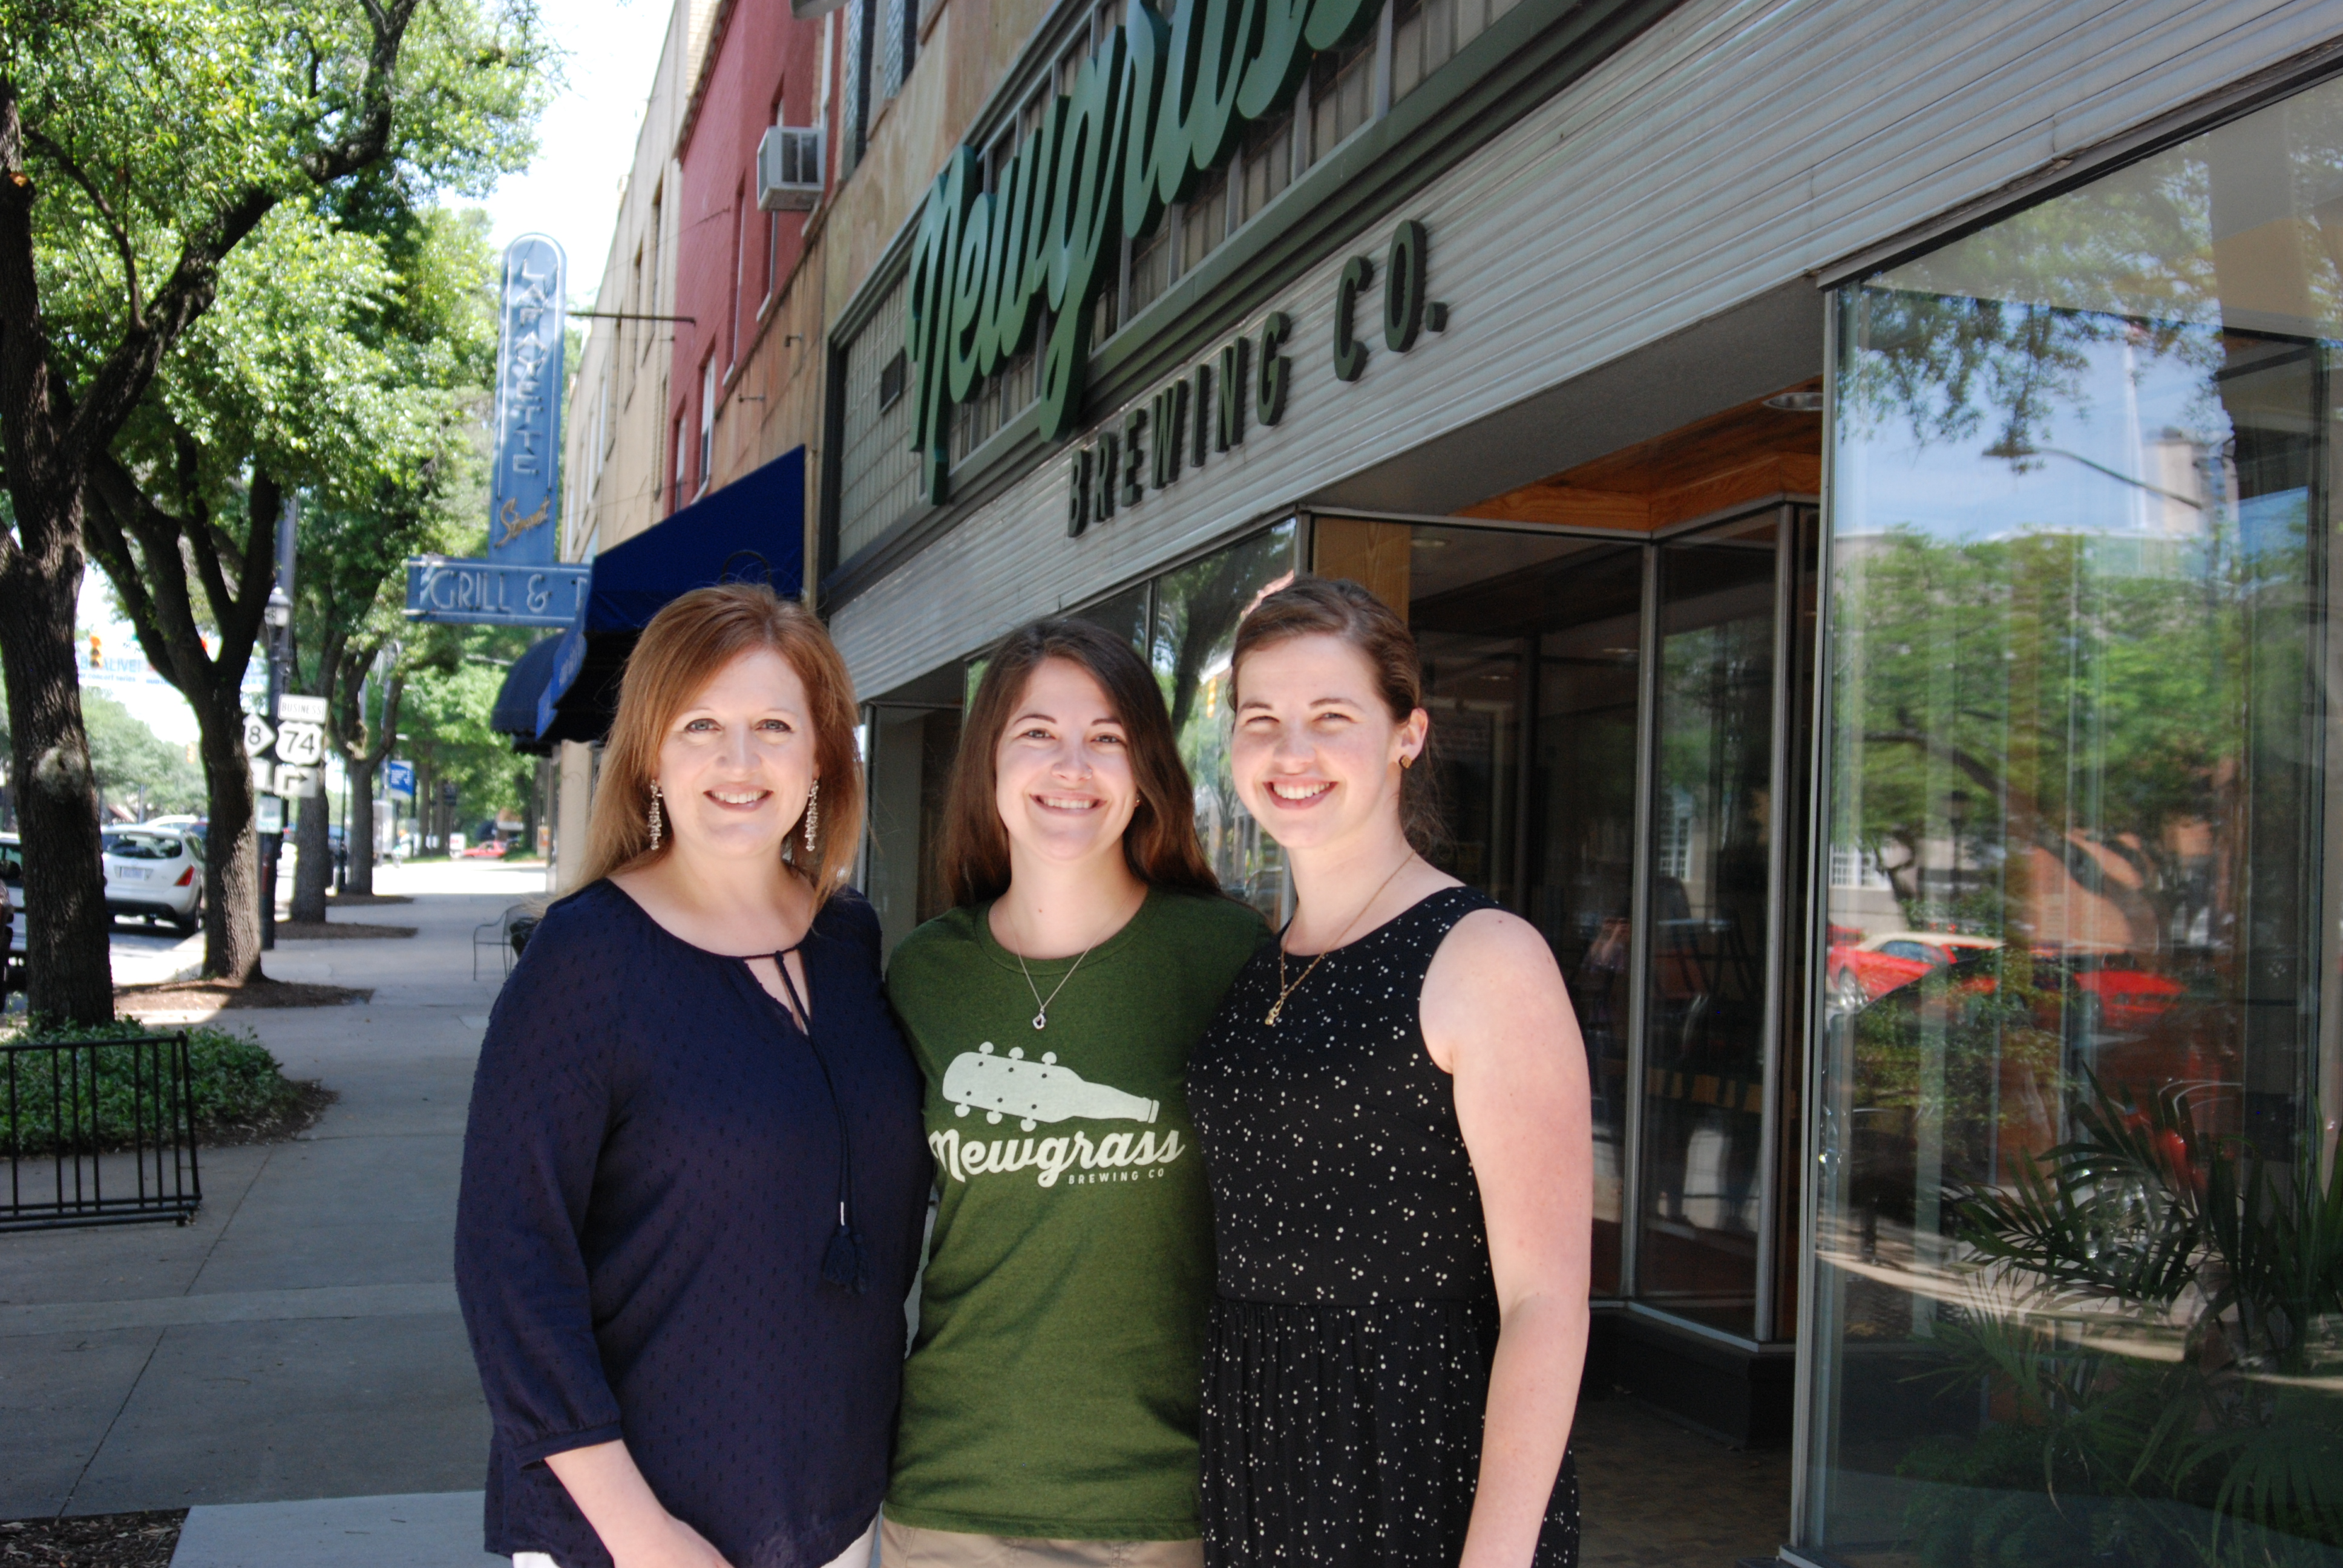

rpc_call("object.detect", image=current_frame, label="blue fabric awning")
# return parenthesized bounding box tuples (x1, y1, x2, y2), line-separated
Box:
(535, 446, 806, 745)
(490, 635, 565, 755)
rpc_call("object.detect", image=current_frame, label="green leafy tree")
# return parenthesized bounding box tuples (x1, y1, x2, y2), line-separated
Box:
(82, 690, 203, 816)
(277, 204, 498, 917)
(4, 2, 548, 1000)
(399, 623, 535, 848)
(0, 0, 546, 1017)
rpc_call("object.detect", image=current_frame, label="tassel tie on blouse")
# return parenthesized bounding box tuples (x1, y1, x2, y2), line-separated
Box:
(766, 947, 869, 1293)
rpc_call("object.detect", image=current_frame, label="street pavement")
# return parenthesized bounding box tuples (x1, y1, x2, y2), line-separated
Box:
(0, 857, 552, 1564)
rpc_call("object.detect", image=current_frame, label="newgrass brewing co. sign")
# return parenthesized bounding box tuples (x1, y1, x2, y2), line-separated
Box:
(904, 0, 1397, 501)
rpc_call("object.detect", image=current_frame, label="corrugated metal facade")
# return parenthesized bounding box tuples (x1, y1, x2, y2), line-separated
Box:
(831, 0, 2333, 698)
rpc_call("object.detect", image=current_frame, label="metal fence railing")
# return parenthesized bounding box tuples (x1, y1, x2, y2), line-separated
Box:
(1, 1031, 202, 1232)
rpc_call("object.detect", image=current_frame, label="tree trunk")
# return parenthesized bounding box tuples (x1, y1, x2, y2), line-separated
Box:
(195, 695, 264, 981)
(290, 786, 330, 922)
(0, 526, 114, 1025)
(346, 756, 378, 895)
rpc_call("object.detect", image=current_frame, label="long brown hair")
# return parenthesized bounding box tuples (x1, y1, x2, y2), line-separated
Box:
(580, 583, 864, 899)
(939, 619, 1220, 907)
(1230, 576, 1446, 855)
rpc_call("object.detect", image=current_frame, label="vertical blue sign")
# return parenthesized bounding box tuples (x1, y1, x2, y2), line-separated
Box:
(490, 235, 565, 566)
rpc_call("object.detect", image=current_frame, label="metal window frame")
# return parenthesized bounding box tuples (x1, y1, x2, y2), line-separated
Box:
(1788, 276, 1840, 1560)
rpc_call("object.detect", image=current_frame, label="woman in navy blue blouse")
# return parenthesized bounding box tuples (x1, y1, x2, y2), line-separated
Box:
(456, 584, 928, 1568)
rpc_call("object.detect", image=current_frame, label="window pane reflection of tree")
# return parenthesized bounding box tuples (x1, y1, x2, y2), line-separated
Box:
(1152, 524, 1299, 916)
(1636, 523, 1778, 1334)
(1809, 76, 2343, 1568)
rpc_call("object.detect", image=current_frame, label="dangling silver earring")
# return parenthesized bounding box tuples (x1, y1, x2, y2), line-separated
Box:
(802, 777, 821, 854)
(647, 780, 665, 851)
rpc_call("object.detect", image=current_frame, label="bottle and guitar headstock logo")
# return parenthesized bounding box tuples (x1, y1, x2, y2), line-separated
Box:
(942, 1042, 1158, 1133)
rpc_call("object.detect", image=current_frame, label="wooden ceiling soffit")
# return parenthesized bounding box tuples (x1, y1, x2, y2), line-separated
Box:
(1460, 385, 1822, 531)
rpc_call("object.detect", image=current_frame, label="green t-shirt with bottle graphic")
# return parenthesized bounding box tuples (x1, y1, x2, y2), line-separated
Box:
(883, 887, 1266, 1541)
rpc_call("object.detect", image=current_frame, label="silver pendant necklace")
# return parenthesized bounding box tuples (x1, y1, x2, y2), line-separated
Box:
(1016, 944, 1093, 1030)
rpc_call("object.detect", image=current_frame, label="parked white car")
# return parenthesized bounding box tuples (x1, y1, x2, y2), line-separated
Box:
(102, 827, 205, 933)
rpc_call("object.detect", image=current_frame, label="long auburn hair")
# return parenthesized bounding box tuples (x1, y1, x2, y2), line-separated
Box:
(580, 583, 864, 900)
(939, 618, 1220, 907)
(1231, 576, 1446, 856)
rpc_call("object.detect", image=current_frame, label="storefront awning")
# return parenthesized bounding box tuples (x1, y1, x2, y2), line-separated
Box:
(534, 446, 806, 746)
(490, 635, 566, 756)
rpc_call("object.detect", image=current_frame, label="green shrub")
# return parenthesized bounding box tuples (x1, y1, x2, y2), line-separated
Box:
(0, 1021, 307, 1152)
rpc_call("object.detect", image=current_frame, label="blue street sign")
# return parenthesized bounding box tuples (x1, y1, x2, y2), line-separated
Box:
(489, 235, 565, 567)
(385, 760, 416, 800)
(404, 557, 591, 627)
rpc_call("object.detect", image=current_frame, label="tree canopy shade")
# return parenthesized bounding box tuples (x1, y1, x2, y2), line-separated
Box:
(0, 0, 548, 1016)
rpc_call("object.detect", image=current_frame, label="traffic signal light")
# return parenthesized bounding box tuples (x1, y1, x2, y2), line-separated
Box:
(88, 633, 101, 669)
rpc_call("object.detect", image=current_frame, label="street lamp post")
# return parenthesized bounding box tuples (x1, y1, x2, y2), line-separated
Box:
(260, 581, 292, 950)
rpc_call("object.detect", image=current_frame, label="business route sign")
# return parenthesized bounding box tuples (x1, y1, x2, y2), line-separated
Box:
(404, 557, 590, 628)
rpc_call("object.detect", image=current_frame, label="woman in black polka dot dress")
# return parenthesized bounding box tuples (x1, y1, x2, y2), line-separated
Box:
(1188, 578, 1592, 1568)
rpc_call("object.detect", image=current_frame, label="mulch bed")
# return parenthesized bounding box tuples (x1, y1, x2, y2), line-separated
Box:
(274, 921, 416, 940)
(0, 1511, 184, 1567)
(325, 892, 413, 906)
(114, 977, 372, 1013)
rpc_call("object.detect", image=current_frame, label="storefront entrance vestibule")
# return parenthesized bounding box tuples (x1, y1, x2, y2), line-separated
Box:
(862, 386, 1832, 1450)
(1312, 494, 1821, 1443)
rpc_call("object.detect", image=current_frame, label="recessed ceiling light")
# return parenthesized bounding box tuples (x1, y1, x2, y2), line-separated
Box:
(1765, 390, 1825, 413)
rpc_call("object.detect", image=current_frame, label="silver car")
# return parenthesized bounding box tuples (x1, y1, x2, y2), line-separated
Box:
(102, 828, 206, 933)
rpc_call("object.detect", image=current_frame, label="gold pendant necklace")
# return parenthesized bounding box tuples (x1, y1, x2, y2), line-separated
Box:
(1264, 854, 1415, 1027)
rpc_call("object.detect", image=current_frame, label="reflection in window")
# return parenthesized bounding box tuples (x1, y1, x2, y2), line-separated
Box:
(1153, 524, 1300, 916)
(1072, 581, 1150, 655)
(1639, 516, 1780, 1333)
(1809, 77, 2343, 1568)
(1325, 519, 1654, 1295)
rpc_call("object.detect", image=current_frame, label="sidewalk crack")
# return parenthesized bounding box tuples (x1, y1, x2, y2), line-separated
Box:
(184, 1143, 275, 1297)
(55, 1327, 163, 1518)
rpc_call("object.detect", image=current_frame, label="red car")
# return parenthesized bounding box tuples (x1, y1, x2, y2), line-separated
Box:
(1827, 930, 2004, 1009)
(2032, 947, 2186, 1031)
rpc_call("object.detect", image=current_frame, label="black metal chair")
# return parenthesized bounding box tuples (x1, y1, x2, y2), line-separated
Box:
(474, 904, 527, 981)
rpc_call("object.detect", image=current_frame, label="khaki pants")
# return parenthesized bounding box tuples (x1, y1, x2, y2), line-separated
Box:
(879, 1517, 1203, 1568)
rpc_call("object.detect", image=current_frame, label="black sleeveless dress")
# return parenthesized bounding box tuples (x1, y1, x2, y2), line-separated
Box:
(1188, 886, 1581, 1567)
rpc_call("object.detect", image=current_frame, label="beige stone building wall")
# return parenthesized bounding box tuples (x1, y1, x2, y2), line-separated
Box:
(551, 0, 714, 893)
(561, 0, 715, 565)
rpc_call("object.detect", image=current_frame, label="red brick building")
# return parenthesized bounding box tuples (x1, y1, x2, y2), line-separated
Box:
(668, 0, 831, 515)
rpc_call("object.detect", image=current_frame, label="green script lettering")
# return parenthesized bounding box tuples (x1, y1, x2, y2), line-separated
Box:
(902, 0, 1387, 492)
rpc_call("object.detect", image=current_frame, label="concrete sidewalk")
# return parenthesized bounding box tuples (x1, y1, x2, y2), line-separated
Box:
(0, 860, 548, 1560)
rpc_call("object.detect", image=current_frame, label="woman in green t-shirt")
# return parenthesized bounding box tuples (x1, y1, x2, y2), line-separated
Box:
(881, 619, 1265, 1568)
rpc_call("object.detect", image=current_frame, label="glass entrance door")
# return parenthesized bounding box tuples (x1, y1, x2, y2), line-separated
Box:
(1637, 515, 1784, 1332)
(1317, 504, 1818, 1339)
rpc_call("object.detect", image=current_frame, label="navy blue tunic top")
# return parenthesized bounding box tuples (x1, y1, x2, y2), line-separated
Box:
(455, 879, 929, 1568)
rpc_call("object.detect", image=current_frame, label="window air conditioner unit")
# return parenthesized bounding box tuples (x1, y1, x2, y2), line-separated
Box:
(758, 126, 824, 211)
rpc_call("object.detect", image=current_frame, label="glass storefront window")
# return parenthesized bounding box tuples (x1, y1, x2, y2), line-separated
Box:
(1809, 77, 2343, 1568)
(1072, 581, 1150, 654)
(1152, 523, 1300, 916)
